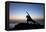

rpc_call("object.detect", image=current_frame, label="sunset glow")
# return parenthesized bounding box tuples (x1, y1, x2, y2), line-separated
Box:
(9, 16, 44, 20)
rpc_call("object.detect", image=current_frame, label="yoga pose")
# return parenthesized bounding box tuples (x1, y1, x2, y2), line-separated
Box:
(26, 11, 36, 24)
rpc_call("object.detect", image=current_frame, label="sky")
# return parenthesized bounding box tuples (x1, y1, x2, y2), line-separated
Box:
(9, 3, 44, 20)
